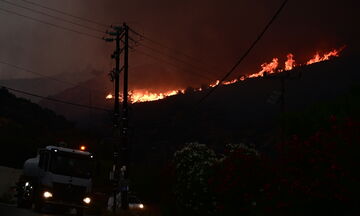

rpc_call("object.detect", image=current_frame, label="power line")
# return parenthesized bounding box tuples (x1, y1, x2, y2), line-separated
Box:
(0, 0, 105, 33)
(1, 85, 110, 112)
(127, 28, 215, 80)
(19, 0, 108, 28)
(0, 59, 77, 86)
(198, 0, 290, 104)
(0, 6, 103, 40)
(134, 49, 214, 81)
(130, 28, 203, 63)
(136, 42, 217, 80)
(130, 27, 224, 72)
(0, 5, 213, 84)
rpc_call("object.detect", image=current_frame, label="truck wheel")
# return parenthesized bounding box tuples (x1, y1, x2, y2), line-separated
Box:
(17, 199, 31, 209)
(16, 197, 25, 208)
(33, 200, 43, 212)
(76, 207, 84, 216)
(16, 192, 31, 209)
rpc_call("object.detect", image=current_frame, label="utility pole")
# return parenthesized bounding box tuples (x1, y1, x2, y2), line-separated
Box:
(279, 74, 286, 145)
(104, 25, 123, 214)
(120, 22, 130, 210)
(266, 69, 301, 144)
(104, 23, 132, 213)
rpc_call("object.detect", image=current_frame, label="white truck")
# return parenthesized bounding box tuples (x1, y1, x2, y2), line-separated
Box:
(16, 145, 94, 216)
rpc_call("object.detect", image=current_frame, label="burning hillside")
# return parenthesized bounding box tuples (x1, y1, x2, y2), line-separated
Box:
(106, 47, 345, 103)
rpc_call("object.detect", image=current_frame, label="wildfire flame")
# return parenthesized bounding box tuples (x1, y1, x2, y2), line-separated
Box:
(285, 53, 296, 71)
(106, 47, 344, 103)
(130, 90, 183, 103)
(306, 47, 343, 65)
(249, 58, 279, 78)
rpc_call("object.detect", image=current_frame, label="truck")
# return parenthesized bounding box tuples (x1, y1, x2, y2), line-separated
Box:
(16, 145, 94, 216)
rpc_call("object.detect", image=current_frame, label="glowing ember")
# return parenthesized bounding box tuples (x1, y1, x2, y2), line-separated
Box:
(222, 79, 238, 85)
(106, 47, 344, 104)
(106, 94, 113, 99)
(285, 53, 296, 71)
(209, 80, 220, 87)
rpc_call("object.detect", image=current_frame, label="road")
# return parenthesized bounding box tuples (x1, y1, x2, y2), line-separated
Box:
(0, 203, 98, 216)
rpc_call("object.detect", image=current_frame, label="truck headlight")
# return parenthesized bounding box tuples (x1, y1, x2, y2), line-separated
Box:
(83, 197, 91, 204)
(43, 191, 53, 199)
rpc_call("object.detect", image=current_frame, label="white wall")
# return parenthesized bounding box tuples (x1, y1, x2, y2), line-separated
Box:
(0, 166, 22, 201)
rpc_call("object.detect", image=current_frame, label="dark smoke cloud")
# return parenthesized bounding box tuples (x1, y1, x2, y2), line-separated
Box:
(0, 0, 358, 92)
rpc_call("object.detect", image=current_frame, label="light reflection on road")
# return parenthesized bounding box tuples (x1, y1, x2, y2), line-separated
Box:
(0, 203, 96, 216)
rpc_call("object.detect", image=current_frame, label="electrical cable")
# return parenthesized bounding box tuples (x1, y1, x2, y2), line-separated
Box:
(0, 0, 105, 33)
(134, 49, 214, 81)
(0, 85, 110, 112)
(0, 59, 108, 95)
(198, 0, 289, 104)
(136, 41, 218, 78)
(19, 0, 108, 27)
(130, 28, 205, 64)
(0, 6, 214, 84)
(0, 6, 103, 40)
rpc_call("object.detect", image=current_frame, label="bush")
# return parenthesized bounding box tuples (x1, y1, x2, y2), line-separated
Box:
(170, 117, 360, 216)
(173, 142, 217, 215)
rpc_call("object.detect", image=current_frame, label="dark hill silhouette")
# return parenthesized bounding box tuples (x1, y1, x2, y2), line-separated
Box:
(0, 88, 92, 168)
(36, 52, 360, 165)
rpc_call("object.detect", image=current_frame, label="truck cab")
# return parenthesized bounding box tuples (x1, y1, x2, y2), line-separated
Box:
(16, 145, 94, 216)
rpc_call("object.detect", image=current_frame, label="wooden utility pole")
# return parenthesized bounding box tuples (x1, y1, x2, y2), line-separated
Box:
(120, 22, 130, 210)
(104, 23, 131, 213)
(266, 69, 301, 144)
(104, 25, 123, 214)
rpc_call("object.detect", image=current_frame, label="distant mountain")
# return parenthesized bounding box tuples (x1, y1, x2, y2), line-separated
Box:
(0, 69, 101, 102)
(38, 73, 112, 129)
(0, 77, 70, 102)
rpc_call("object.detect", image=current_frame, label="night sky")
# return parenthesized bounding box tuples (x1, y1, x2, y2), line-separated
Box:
(0, 0, 359, 92)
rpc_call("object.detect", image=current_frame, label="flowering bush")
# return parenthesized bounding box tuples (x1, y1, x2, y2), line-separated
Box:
(173, 142, 217, 215)
(224, 143, 259, 155)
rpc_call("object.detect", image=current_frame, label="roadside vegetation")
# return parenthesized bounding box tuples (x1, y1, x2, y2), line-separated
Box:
(159, 86, 360, 215)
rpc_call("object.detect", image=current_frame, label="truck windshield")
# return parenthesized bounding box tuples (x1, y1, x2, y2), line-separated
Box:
(50, 152, 93, 179)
